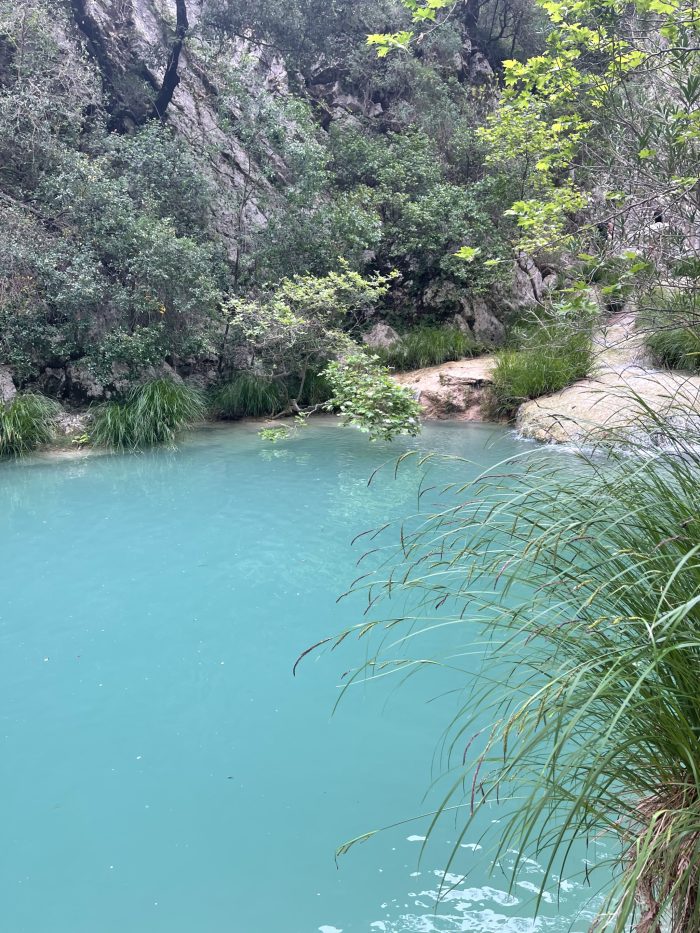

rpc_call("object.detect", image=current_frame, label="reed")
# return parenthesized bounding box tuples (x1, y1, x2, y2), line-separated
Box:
(335, 405, 700, 931)
(639, 289, 700, 372)
(0, 394, 60, 457)
(90, 379, 205, 450)
(209, 372, 283, 419)
(490, 323, 592, 415)
(376, 326, 482, 371)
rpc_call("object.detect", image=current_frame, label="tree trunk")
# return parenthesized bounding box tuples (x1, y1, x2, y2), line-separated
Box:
(150, 0, 189, 121)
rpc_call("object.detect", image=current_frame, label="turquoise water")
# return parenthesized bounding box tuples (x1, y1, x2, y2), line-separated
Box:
(0, 420, 606, 932)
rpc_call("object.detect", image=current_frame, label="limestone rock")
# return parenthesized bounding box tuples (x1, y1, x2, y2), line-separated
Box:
(471, 297, 506, 345)
(468, 52, 494, 85)
(423, 281, 507, 344)
(65, 363, 105, 402)
(66, 360, 183, 402)
(0, 365, 17, 404)
(71, 0, 290, 258)
(516, 311, 700, 444)
(363, 323, 402, 350)
(513, 256, 545, 306)
(423, 280, 471, 317)
(394, 356, 498, 420)
(37, 367, 67, 398)
(56, 409, 89, 437)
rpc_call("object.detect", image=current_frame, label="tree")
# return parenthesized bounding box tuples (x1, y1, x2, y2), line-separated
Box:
(370, 0, 700, 292)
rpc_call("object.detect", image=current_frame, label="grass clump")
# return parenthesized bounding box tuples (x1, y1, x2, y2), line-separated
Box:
(209, 372, 283, 419)
(490, 323, 592, 416)
(376, 326, 482, 371)
(639, 289, 700, 372)
(0, 394, 60, 457)
(90, 378, 205, 450)
(336, 407, 700, 931)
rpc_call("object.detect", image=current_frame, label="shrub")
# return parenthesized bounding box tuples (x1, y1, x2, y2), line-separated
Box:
(209, 373, 284, 419)
(90, 379, 205, 450)
(490, 324, 592, 415)
(323, 352, 421, 440)
(640, 290, 700, 372)
(376, 326, 482, 371)
(0, 394, 60, 457)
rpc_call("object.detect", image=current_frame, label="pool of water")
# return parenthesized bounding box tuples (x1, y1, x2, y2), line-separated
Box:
(0, 419, 606, 932)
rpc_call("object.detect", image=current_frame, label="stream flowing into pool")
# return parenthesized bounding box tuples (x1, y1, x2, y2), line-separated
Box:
(0, 420, 609, 932)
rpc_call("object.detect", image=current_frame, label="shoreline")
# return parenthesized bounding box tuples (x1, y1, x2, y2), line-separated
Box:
(9, 315, 700, 464)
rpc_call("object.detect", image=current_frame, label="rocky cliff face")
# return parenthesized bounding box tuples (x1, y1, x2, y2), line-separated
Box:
(0, 0, 552, 404)
(69, 0, 288, 256)
(65, 0, 531, 329)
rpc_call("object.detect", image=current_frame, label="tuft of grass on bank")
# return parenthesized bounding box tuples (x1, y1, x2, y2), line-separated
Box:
(209, 372, 284, 419)
(90, 378, 205, 450)
(0, 393, 61, 457)
(489, 324, 593, 416)
(376, 326, 482, 372)
(639, 289, 700, 372)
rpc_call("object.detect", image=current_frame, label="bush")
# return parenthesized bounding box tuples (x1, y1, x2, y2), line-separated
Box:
(90, 379, 205, 451)
(376, 326, 482, 371)
(0, 394, 60, 457)
(323, 352, 421, 440)
(490, 324, 593, 415)
(209, 373, 284, 419)
(640, 290, 700, 372)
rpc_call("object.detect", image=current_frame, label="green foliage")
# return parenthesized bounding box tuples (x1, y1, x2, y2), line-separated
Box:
(0, 0, 101, 188)
(323, 352, 421, 440)
(0, 0, 534, 390)
(220, 265, 395, 386)
(209, 373, 283, 419)
(328, 127, 515, 296)
(90, 379, 205, 451)
(296, 370, 333, 407)
(258, 425, 291, 442)
(0, 28, 226, 376)
(39, 149, 224, 334)
(84, 327, 169, 383)
(0, 394, 60, 457)
(490, 321, 593, 415)
(340, 410, 700, 930)
(375, 326, 482, 371)
(107, 124, 214, 238)
(640, 290, 700, 372)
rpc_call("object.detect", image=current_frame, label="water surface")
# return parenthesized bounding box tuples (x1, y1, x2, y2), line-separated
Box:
(0, 420, 606, 932)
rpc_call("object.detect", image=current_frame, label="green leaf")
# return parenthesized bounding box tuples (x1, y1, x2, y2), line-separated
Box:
(454, 246, 482, 262)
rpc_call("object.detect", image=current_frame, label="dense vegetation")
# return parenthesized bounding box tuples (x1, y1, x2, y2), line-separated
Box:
(0, 0, 542, 448)
(90, 379, 206, 450)
(0, 394, 60, 457)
